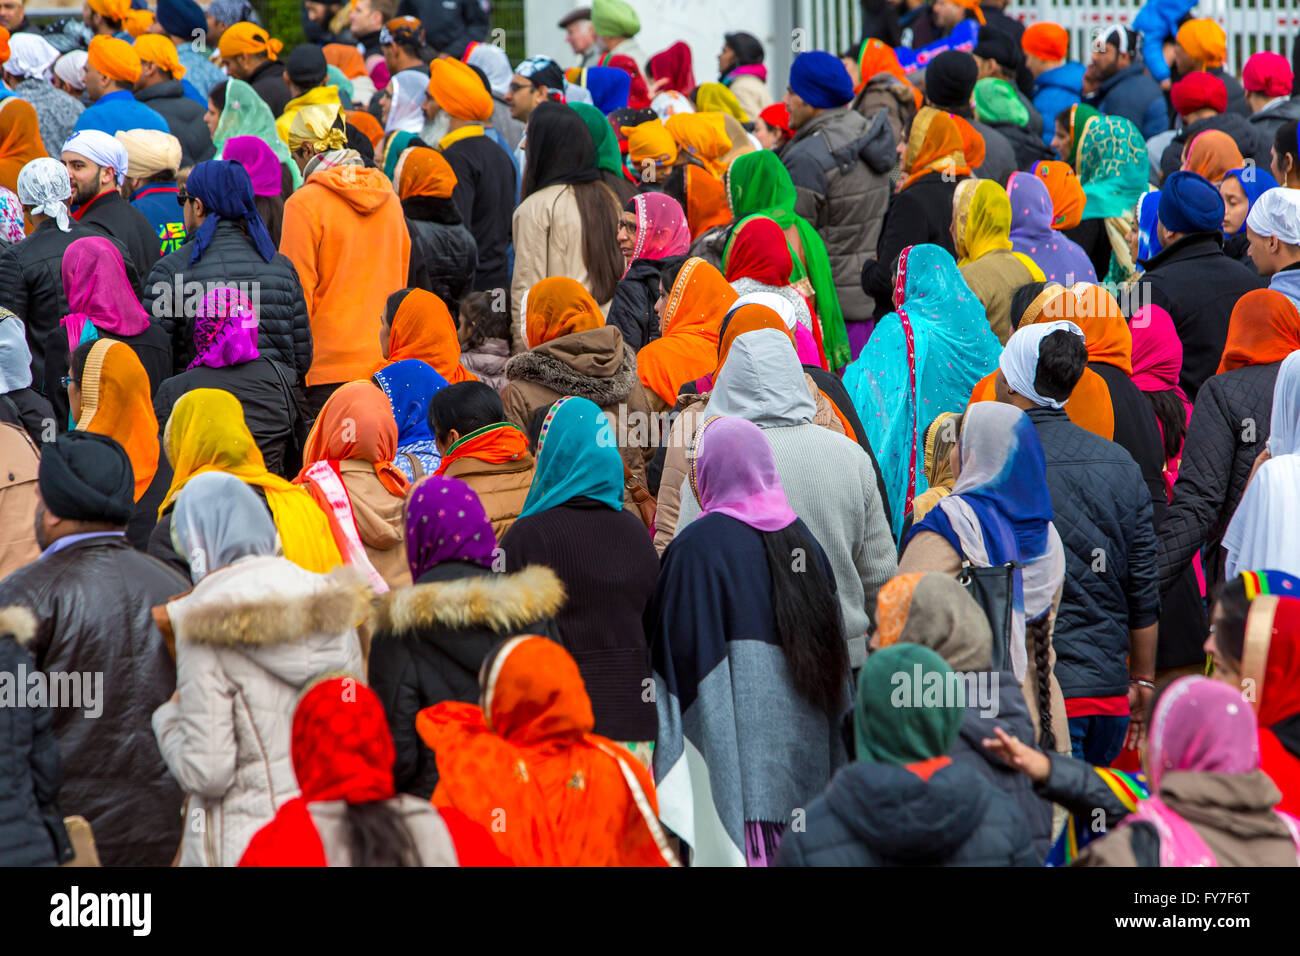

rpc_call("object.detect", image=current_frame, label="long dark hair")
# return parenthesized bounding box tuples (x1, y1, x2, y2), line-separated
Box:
(760, 522, 849, 715)
(1144, 389, 1187, 462)
(344, 801, 421, 866)
(572, 180, 623, 304)
(255, 194, 284, 246)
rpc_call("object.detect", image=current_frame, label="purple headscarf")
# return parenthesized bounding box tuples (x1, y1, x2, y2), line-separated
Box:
(1007, 172, 1097, 285)
(404, 475, 497, 579)
(688, 415, 797, 532)
(187, 287, 260, 370)
(221, 135, 284, 198)
(1147, 676, 1260, 792)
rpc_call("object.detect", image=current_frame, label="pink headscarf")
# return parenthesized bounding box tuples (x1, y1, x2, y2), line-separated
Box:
(624, 192, 690, 276)
(187, 287, 261, 370)
(60, 236, 151, 352)
(1130, 304, 1193, 493)
(689, 415, 797, 532)
(221, 135, 284, 198)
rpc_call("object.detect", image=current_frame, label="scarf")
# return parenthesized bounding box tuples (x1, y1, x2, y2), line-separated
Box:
(625, 191, 689, 270)
(0, 308, 32, 393)
(875, 572, 995, 671)
(855, 644, 963, 763)
(187, 286, 260, 370)
(648, 42, 695, 95)
(1066, 103, 1099, 169)
(518, 396, 623, 519)
(373, 358, 448, 450)
(1182, 129, 1242, 183)
(695, 82, 751, 123)
(1031, 160, 1086, 231)
(382, 130, 418, 182)
(298, 381, 409, 497)
(74, 338, 159, 502)
(1077, 114, 1147, 281)
(1217, 289, 1300, 374)
(60, 236, 150, 352)
(665, 112, 731, 178)
(1222, 167, 1280, 237)
(0, 97, 46, 194)
(186, 158, 278, 263)
(394, 145, 457, 200)
(901, 107, 967, 191)
(684, 164, 730, 240)
(1137, 190, 1163, 261)
(404, 474, 497, 578)
(382, 289, 479, 382)
(1241, 593, 1300, 798)
(385, 69, 429, 135)
(523, 101, 601, 196)
(723, 213, 795, 287)
(569, 102, 625, 179)
(169, 471, 278, 582)
(688, 415, 797, 532)
(434, 421, 529, 476)
(211, 78, 301, 190)
(953, 178, 1047, 283)
(1007, 172, 1097, 284)
(519, 276, 605, 349)
(636, 257, 737, 406)
(580, 65, 631, 114)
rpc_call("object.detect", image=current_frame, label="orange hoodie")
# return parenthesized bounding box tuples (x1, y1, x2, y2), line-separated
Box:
(279, 165, 411, 386)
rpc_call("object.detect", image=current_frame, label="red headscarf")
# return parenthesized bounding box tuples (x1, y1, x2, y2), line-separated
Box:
(1217, 289, 1300, 374)
(723, 214, 793, 286)
(1243, 595, 1300, 816)
(648, 41, 695, 95)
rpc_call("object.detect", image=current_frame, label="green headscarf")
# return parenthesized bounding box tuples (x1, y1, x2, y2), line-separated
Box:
(973, 78, 1028, 128)
(1066, 103, 1099, 169)
(724, 150, 849, 370)
(383, 130, 419, 182)
(570, 102, 623, 178)
(212, 78, 302, 190)
(855, 644, 964, 764)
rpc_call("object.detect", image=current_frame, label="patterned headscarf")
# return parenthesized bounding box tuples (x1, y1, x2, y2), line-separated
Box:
(0, 187, 24, 244)
(187, 287, 260, 370)
(403, 474, 497, 579)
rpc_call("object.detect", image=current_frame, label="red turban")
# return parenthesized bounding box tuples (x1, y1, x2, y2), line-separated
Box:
(1170, 71, 1227, 117)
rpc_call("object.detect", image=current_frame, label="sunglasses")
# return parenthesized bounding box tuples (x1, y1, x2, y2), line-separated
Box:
(176, 190, 191, 207)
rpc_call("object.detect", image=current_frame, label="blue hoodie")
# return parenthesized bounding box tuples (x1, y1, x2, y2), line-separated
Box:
(1132, 0, 1198, 84)
(1031, 62, 1084, 147)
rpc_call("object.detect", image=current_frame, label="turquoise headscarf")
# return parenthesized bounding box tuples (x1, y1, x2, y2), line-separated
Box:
(326, 65, 354, 108)
(855, 644, 964, 764)
(1077, 114, 1148, 221)
(843, 243, 1002, 539)
(211, 78, 302, 190)
(518, 396, 624, 519)
(383, 130, 419, 182)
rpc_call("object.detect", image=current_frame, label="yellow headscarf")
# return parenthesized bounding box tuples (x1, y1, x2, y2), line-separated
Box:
(160, 388, 342, 573)
(694, 82, 750, 123)
(666, 112, 731, 177)
(288, 102, 347, 152)
(952, 178, 1046, 280)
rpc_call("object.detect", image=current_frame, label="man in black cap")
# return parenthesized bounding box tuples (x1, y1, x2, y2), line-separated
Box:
(278, 44, 342, 142)
(0, 432, 187, 866)
(923, 49, 1017, 185)
(971, 32, 1051, 168)
(559, 7, 600, 69)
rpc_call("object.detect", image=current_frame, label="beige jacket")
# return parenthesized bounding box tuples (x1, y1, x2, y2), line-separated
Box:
(338, 460, 411, 590)
(727, 72, 773, 125)
(440, 453, 536, 541)
(152, 558, 367, 867)
(0, 424, 39, 580)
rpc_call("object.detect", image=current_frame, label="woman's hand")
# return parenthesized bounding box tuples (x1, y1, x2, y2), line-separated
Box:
(981, 726, 1050, 783)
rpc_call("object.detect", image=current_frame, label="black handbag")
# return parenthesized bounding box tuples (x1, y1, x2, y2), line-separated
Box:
(956, 560, 1020, 673)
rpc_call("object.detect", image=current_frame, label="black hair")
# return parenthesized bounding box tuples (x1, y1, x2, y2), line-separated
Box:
(1274, 121, 1299, 181)
(1025, 616, 1056, 751)
(526, 403, 551, 455)
(623, 196, 637, 214)
(760, 523, 849, 716)
(1144, 388, 1188, 462)
(428, 380, 506, 444)
(210, 81, 227, 112)
(457, 290, 509, 350)
(1032, 329, 1088, 402)
(1054, 105, 1073, 133)
(1009, 281, 1050, 332)
(343, 802, 421, 866)
(383, 288, 415, 327)
(657, 254, 691, 297)
(661, 164, 688, 211)
(1211, 574, 1250, 667)
(255, 194, 285, 247)
(345, 123, 376, 166)
(70, 339, 96, 386)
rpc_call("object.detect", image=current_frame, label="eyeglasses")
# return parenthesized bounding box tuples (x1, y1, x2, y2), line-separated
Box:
(176, 191, 189, 207)
(508, 81, 535, 94)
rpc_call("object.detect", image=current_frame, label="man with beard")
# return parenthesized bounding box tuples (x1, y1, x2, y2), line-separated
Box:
(1081, 25, 1167, 137)
(61, 129, 161, 274)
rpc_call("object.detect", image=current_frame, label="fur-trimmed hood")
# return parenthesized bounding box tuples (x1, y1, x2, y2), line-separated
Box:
(505, 326, 639, 408)
(0, 606, 36, 645)
(374, 565, 565, 635)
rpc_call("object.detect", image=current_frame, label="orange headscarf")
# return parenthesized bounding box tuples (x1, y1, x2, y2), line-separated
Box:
(637, 258, 738, 406)
(1032, 160, 1086, 230)
(665, 113, 731, 178)
(324, 43, 367, 79)
(298, 381, 409, 497)
(622, 119, 678, 168)
(521, 277, 604, 349)
(856, 38, 922, 108)
(346, 110, 385, 148)
(717, 303, 794, 371)
(76, 338, 159, 501)
(685, 164, 731, 240)
(1182, 129, 1243, 184)
(395, 146, 457, 200)
(1217, 289, 1300, 374)
(901, 107, 967, 191)
(874, 572, 927, 648)
(416, 636, 677, 866)
(0, 98, 47, 194)
(950, 114, 985, 170)
(382, 289, 478, 383)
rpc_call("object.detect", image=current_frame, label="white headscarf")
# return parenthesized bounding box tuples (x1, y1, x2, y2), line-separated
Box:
(0, 310, 34, 393)
(1245, 187, 1300, 245)
(465, 43, 512, 100)
(16, 157, 72, 232)
(3, 34, 61, 81)
(1268, 350, 1300, 457)
(727, 291, 797, 330)
(999, 321, 1086, 410)
(53, 50, 88, 91)
(60, 130, 129, 186)
(385, 69, 430, 135)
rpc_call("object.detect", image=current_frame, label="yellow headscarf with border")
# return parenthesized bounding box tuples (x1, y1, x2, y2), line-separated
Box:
(952, 178, 1046, 280)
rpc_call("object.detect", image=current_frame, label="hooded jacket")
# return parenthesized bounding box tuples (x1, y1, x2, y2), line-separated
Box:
(1083, 60, 1168, 138)
(852, 74, 918, 144)
(152, 558, 366, 866)
(1248, 95, 1300, 146)
(135, 80, 216, 167)
(1031, 62, 1084, 147)
(370, 563, 565, 799)
(783, 107, 897, 325)
(334, 459, 410, 589)
(672, 331, 897, 663)
(280, 165, 411, 385)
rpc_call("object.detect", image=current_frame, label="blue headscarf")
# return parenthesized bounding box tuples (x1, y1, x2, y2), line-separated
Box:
(185, 160, 277, 264)
(583, 66, 631, 114)
(1137, 190, 1162, 262)
(1222, 167, 1280, 236)
(518, 396, 624, 519)
(373, 358, 448, 479)
(843, 243, 1002, 539)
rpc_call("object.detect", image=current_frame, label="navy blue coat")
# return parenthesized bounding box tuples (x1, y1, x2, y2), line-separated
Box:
(1084, 62, 1168, 138)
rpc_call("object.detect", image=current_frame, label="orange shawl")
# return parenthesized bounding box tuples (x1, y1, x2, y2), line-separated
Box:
(0, 98, 47, 195)
(901, 107, 967, 191)
(297, 381, 410, 496)
(521, 276, 604, 349)
(417, 636, 678, 866)
(950, 114, 985, 170)
(381, 288, 478, 383)
(685, 164, 731, 240)
(1217, 289, 1300, 374)
(637, 257, 738, 405)
(76, 338, 159, 501)
(856, 38, 921, 108)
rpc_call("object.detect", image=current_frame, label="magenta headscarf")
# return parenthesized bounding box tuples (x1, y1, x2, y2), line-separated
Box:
(624, 192, 690, 276)
(689, 415, 797, 532)
(1006, 171, 1097, 285)
(188, 287, 261, 370)
(1130, 303, 1192, 494)
(220, 135, 284, 199)
(60, 236, 151, 351)
(403, 475, 497, 579)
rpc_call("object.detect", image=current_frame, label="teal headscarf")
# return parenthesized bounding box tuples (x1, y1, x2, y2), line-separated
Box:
(518, 396, 624, 519)
(1077, 114, 1148, 221)
(326, 65, 354, 109)
(211, 78, 302, 190)
(855, 644, 964, 764)
(569, 102, 623, 178)
(383, 130, 419, 182)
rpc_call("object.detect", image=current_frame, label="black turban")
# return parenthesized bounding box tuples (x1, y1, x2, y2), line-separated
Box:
(39, 432, 134, 525)
(925, 50, 979, 109)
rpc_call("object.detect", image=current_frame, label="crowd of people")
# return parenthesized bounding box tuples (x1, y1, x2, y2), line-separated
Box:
(0, 0, 1299, 869)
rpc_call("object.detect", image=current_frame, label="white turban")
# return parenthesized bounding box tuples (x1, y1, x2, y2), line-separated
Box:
(16, 157, 72, 232)
(60, 129, 130, 186)
(3, 34, 61, 81)
(1246, 186, 1300, 245)
(465, 42, 512, 100)
(999, 320, 1086, 409)
(115, 129, 183, 179)
(53, 50, 89, 91)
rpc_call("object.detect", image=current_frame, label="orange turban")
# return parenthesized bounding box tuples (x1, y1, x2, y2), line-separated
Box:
(1177, 19, 1226, 69)
(123, 9, 153, 37)
(87, 0, 132, 22)
(427, 56, 493, 122)
(1022, 23, 1068, 63)
(133, 34, 185, 80)
(948, 0, 986, 26)
(622, 119, 678, 168)
(217, 22, 284, 60)
(324, 43, 367, 79)
(0, 27, 8, 64)
(87, 35, 141, 85)
(396, 146, 458, 200)
(665, 113, 731, 176)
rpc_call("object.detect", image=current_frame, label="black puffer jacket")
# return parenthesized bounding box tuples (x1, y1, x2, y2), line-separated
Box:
(0, 536, 187, 866)
(402, 196, 478, 312)
(76, 189, 161, 278)
(135, 81, 215, 167)
(775, 760, 1039, 866)
(861, 175, 963, 320)
(1158, 361, 1279, 596)
(369, 562, 564, 800)
(0, 220, 143, 392)
(0, 608, 63, 866)
(606, 258, 661, 351)
(143, 219, 313, 382)
(1132, 233, 1267, 401)
(1026, 406, 1160, 699)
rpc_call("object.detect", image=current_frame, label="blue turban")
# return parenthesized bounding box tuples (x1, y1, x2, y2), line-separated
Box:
(185, 159, 277, 264)
(1158, 170, 1224, 236)
(583, 66, 630, 114)
(157, 0, 207, 40)
(1222, 166, 1280, 236)
(789, 50, 854, 110)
